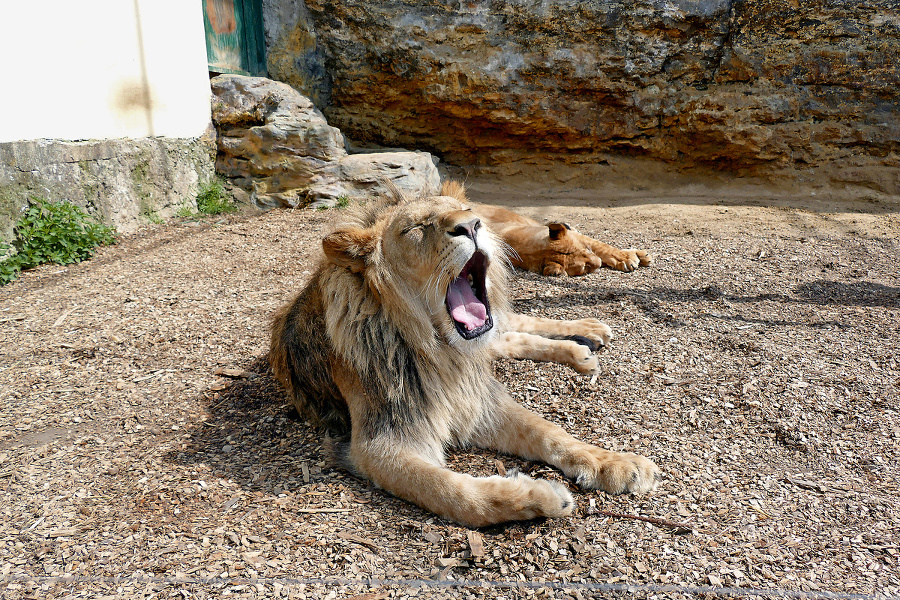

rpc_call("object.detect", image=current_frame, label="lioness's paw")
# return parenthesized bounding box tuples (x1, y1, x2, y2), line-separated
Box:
(615, 249, 651, 272)
(572, 449, 661, 495)
(633, 249, 652, 267)
(605, 249, 651, 272)
(564, 260, 601, 277)
(542, 262, 566, 277)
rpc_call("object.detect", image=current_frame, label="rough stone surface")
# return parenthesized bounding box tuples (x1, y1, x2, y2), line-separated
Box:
(0, 136, 215, 243)
(305, 151, 442, 208)
(265, 0, 900, 193)
(211, 74, 441, 208)
(262, 0, 332, 107)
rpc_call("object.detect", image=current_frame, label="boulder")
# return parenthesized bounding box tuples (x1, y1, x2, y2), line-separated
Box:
(211, 75, 440, 208)
(306, 151, 441, 208)
(265, 0, 900, 193)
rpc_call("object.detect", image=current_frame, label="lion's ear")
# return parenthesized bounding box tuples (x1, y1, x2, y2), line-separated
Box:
(322, 227, 376, 272)
(440, 179, 468, 202)
(548, 223, 570, 240)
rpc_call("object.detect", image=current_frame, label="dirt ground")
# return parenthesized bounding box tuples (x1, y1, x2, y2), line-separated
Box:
(1, 173, 898, 599)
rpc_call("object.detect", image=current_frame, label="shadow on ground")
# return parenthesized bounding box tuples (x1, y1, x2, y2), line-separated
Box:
(513, 277, 898, 330)
(166, 356, 567, 534)
(166, 356, 334, 497)
(175, 276, 897, 497)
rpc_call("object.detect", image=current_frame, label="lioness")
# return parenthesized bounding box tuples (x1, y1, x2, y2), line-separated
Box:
(270, 188, 660, 527)
(440, 181, 651, 276)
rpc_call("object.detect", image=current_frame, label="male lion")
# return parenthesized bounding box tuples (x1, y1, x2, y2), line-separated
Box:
(440, 181, 651, 276)
(270, 187, 660, 527)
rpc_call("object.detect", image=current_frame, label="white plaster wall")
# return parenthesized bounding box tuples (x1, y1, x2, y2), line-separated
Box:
(0, 0, 211, 143)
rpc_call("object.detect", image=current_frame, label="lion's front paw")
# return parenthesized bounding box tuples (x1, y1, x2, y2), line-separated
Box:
(506, 472, 575, 520)
(571, 449, 660, 495)
(535, 478, 576, 519)
(568, 343, 600, 374)
(573, 318, 613, 347)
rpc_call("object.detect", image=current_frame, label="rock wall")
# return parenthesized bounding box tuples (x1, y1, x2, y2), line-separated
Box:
(265, 0, 900, 193)
(0, 137, 215, 243)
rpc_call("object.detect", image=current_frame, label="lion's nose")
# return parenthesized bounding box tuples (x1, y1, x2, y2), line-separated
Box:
(449, 218, 481, 241)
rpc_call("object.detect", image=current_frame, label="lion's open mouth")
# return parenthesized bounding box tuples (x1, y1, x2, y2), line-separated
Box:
(446, 251, 493, 340)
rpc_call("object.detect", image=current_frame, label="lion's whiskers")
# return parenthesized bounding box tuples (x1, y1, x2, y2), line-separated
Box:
(495, 237, 518, 271)
(421, 264, 448, 308)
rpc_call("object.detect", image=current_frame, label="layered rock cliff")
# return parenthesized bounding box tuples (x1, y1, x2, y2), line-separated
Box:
(264, 0, 900, 193)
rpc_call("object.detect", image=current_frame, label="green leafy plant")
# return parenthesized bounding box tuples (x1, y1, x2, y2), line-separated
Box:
(195, 179, 236, 215)
(0, 198, 116, 285)
(315, 195, 351, 212)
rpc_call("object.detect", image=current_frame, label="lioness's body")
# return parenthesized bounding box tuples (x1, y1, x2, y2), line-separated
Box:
(440, 181, 651, 276)
(270, 189, 659, 527)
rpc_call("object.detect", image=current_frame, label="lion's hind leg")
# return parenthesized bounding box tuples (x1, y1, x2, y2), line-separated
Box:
(472, 397, 661, 496)
(348, 443, 573, 527)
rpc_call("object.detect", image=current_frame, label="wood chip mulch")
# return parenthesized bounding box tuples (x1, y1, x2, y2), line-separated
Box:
(1, 186, 898, 599)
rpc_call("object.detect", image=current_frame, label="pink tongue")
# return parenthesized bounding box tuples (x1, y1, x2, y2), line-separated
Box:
(447, 277, 487, 330)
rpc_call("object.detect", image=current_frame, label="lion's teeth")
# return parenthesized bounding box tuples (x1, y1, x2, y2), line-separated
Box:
(467, 274, 474, 286)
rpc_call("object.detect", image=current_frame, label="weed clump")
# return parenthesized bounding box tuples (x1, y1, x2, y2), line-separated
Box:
(195, 179, 236, 215)
(0, 198, 116, 285)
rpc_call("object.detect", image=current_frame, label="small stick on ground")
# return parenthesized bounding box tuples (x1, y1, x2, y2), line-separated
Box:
(595, 509, 694, 532)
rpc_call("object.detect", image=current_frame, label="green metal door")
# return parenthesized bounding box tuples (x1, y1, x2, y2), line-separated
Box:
(203, 0, 266, 76)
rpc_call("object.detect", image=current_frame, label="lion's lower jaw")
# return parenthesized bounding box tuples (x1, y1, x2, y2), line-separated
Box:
(446, 324, 498, 350)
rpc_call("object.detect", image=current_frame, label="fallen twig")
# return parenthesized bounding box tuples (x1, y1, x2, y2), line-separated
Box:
(52, 306, 78, 328)
(595, 509, 694, 532)
(338, 530, 381, 552)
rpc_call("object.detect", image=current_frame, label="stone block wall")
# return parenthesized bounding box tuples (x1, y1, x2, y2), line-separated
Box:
(1, 137, 215, 243)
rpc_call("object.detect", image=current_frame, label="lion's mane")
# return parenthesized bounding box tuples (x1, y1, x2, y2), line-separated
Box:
(270, 193, 511, 452)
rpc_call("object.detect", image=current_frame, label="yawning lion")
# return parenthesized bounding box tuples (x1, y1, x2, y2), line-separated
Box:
(270, 186, 659, 526)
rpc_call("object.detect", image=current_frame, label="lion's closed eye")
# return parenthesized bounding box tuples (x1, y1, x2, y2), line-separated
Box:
(403, 218, 438, 238)
(401, 223, 426, 242)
